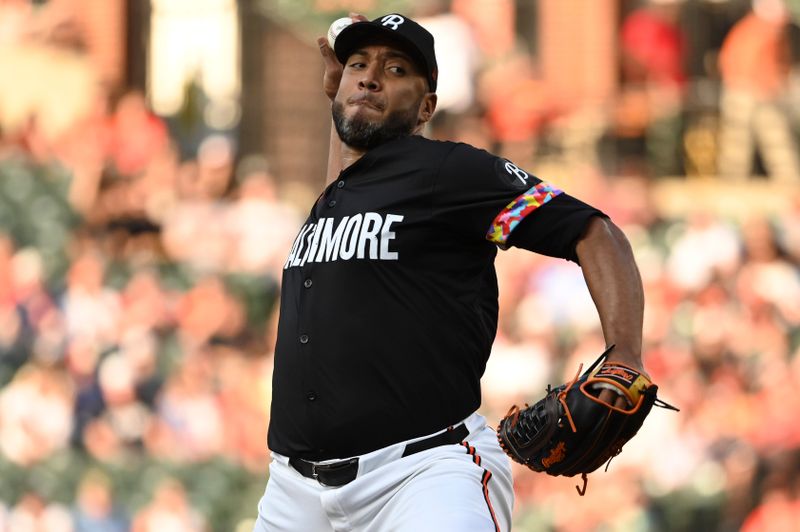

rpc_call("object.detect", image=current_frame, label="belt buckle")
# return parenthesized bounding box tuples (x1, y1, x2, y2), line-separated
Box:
(311, 458, 358, 487)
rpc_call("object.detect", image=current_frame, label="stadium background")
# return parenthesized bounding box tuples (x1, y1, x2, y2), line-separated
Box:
(1, 0, 799, 530)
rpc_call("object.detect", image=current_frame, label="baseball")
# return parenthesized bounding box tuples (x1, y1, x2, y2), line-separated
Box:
(327, 17, 353, 48)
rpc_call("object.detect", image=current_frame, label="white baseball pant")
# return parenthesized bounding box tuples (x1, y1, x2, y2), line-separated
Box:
(253, 412, 514, 532)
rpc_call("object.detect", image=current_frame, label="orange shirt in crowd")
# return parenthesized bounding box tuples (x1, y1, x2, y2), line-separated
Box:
(718, 12, 791, 98)
(741, 490, 800, 532)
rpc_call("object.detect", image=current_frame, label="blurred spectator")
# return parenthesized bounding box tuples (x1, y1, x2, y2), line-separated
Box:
(0, 235, 30, 384)
(87, 352, 153, 460)
(107, 91, 169, 179)
(174, 276, 246, 346)
(619, 0, 688, 177)
(0, 0, 31, 44)
(9, 246, 66, 366)
(214, 347, 272, 471)
(781, 191, 800, 263)
(0, 42, 98, 151)
(665, 211, 741, 292)
(72, 469, 128, 532)
(148, 351, 224, 462)
(0, 364, 73, 465)
(6, 492, 73, 532)
(414, 0, 481, 115)
(621, 0, 687, 89)
(717, 0, 800, 180)
(131, 478, 207, 532)
(736, 214, 800, 328)
(117, 271, 173, 339)
(741, 490, 800, 532)
(161, 136, 235, 273)
(225, 156, 304, 277)
(479, 51, 559, 164)
(450, 0, 514, 58)
(62, 251, 120, 350)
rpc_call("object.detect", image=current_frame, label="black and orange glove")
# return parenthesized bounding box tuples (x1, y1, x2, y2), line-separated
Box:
(496, 345, 678, 495)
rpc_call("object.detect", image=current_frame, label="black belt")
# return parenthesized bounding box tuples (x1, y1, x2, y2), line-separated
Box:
(289, 423, 470, 487)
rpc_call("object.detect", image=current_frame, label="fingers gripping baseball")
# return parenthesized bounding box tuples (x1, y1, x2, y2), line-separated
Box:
(318, 37, 342, 101)
(318, 13, 368, 101)
(596, 386, 632, 410)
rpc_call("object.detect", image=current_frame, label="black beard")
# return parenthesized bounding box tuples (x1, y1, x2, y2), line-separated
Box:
(332, 100, 420, 150)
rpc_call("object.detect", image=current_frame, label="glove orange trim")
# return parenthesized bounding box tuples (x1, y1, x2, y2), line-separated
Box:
(557, 362, 584, 433)
(495, 344, 679, 497)
(579, 381, 650, 415)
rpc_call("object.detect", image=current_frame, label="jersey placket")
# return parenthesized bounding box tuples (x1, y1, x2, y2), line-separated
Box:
(295, 220, 318, 435)
(303, 176, 347, 449)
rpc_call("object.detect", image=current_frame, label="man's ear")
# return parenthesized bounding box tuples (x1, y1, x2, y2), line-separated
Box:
(418, 93, 437, 125)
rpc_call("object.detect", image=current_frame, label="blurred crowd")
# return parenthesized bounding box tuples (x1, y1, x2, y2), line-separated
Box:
(423, 0, 800, 183)
(1, 0, 800, 531)
(483, 182, 800, 531)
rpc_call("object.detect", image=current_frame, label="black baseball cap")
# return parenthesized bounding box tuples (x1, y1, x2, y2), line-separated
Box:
(333, 13, 438, 92)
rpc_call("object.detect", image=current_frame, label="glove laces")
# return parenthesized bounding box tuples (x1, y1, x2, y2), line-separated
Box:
(557, 363, 583, 433)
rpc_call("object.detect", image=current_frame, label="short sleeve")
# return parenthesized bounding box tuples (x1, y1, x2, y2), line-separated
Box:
(432, 143, 562, 240)
(506, 194, 606, 262)
(432, 143, 603, 261)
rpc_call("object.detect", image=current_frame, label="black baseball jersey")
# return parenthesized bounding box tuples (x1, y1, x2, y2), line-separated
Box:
(268, 135, 604, 461)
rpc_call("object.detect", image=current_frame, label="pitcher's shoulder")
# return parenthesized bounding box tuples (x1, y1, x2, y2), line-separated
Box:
(405, 136, 491, 160)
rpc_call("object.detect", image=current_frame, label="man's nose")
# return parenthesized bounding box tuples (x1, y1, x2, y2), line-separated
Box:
(358, 68, 381, 91)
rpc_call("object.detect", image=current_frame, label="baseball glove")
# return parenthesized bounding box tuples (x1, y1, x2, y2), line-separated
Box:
(496, 345, 678, 495)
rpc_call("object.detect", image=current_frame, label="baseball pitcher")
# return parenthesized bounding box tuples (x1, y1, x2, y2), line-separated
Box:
(253, 12, 675, 532)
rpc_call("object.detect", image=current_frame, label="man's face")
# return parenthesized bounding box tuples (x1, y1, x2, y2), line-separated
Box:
(333, 42, 436, 150)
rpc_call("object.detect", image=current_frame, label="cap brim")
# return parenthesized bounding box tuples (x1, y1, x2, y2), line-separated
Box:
(333, 23, 430, 84)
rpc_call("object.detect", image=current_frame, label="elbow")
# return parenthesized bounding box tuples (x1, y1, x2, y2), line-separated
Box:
(577, 217, 644, 308)
(575, 216, 634, 262)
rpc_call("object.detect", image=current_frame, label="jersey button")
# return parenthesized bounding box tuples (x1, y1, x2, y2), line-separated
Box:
(336, 180, 345, 188)
(299, 334, 309, 344)
(328, 200, 336, 208)
(306, 391, 317, 401)
(303, 278, 313, 288)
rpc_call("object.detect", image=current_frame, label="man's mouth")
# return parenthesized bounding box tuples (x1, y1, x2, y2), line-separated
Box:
(348, 96, 384, 111)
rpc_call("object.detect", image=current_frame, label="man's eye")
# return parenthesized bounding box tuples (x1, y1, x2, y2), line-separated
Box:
(348, 62, 366, 69)
(388, 66, 405, 74)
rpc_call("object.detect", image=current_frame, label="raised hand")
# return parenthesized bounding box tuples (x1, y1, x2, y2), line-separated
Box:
(317, 13, 367, 101)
